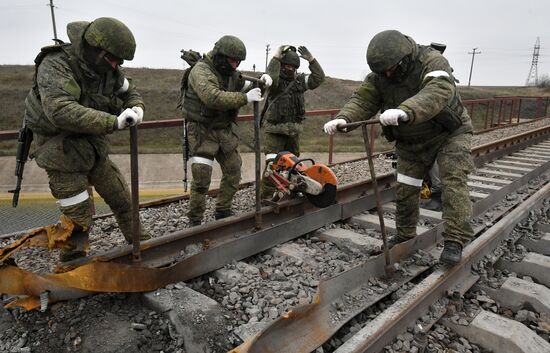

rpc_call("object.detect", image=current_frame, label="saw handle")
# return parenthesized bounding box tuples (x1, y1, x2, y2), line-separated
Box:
(288, 158, 315, 177)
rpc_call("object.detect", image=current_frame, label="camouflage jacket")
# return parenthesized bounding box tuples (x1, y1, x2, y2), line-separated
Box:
(263, 57, 325, 135)
(182, 52, 248, 129)
(338, 40, 472, 153)
(25, 21, 144, 172)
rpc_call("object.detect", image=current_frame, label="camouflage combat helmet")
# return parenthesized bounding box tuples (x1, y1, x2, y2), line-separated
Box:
(84, 17, 136, 60)
(212, 35, 246, 61)
(366, 30, 413, 74)
(281, 49, 300, 68)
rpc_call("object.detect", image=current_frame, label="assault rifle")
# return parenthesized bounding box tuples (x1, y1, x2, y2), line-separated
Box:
(179, 49, 201, 193)
(182, 119, 189, 192)
(9, 121, 33, 207)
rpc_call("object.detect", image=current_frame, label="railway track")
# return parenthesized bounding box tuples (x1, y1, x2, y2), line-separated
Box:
(1, 125, 550, 353)
(222, 129, 550, 353)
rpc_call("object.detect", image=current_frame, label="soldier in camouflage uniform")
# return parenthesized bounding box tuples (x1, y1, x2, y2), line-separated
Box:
(182, 35, 271, 225)
(24, 17, 149, 262)
(324, 30, 474, 264)
(261, 45, 325, 199)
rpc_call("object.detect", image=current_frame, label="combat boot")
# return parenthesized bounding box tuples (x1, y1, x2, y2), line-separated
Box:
(189, 219, 202, 227)
(420, 197, 442, 212)
(387, 235, 414, 248)
(439, 240, 463, 265)
(59, 250, 87, 263)
(60, 228, 89, 263)
(124, 228, 152, 244)
(420, 189, 442, 211)
(215, 209, 235, 220)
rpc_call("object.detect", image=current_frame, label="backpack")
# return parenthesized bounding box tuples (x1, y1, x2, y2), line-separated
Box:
(178, 49, 203, 110)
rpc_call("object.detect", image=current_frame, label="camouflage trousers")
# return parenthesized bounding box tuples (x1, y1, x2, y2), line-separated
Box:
(260, 131, 300, 199)
(187, 122, 242, 222)
(395, 133, 474, 245)
(46, 156, 142, 248)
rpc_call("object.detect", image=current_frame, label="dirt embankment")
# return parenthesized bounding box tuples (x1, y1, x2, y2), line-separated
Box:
(1, 64, 549, 155)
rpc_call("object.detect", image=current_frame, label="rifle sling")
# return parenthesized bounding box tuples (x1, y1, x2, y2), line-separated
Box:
(260, 78, 298, 124)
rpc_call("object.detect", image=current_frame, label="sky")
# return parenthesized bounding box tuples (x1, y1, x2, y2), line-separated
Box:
(1, 0, 549, 86)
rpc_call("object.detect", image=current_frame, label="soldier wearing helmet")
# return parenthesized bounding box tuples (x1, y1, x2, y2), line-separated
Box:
(182, 35, 271, 225)
(260, 45, 325, 199)
(24, 17, 149, 262)
(324, 30, 474, 265)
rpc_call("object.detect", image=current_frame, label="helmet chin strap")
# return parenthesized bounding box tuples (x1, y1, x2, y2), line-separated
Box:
(387, 54, 412, 83)
(95, 50, 119, 70)
(280, 66, 296, 81)
(213, 54, 234, 76)
(94, 50, 106, 65)
(85, 49, 117, 74)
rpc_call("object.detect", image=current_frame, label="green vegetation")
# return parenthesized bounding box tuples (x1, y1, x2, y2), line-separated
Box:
(1, 65, 549, 155)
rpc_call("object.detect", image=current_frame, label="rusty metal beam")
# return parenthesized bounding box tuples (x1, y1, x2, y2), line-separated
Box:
(61, 173, 397, 269)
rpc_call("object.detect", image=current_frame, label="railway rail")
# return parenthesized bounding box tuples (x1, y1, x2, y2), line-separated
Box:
(1, 124, 550, 353)
(226, 126, 550, 353)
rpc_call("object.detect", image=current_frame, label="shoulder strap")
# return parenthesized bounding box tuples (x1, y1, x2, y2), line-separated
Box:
(60, 46, 89, 98)
(32, 43, 66, 96)
(32, 42, 88, 99)
(178, 67, 193, 110)
(260, 78, 299, 120)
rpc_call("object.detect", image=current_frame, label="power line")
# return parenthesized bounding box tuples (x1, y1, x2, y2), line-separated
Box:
(265, 44, 270, 72)
(467, 48, 481, 87)
(525, 37, 540, 86)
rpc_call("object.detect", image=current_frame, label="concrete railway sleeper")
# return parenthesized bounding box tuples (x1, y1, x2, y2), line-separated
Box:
(1, 129, 550, 352)
(372, 184, 550, 353)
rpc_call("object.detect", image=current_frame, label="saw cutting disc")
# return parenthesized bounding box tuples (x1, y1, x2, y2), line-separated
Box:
(306, 183, 336, 208)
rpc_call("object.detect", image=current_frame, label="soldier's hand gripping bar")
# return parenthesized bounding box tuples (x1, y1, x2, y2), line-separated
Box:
(239, 74, 262, 84)
(240, 74, 272, 91)
(338, 118, 381, 132)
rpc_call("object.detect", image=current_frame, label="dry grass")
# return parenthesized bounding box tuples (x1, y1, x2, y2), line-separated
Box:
(1, 65, 547, 155)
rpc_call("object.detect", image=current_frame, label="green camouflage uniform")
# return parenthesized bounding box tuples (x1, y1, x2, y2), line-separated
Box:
(24, 21, 145, 248)
(261, 56, 325, 198)
(182, 53, 249, 222)
(337, 37, 475, 245)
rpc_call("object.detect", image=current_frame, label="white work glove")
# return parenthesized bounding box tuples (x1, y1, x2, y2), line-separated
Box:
(116, 108, 139, 130)
(379, 109, 409, 126)
(260, 74, 273, 87)
(323, 118, 347, 135)
(246, 87, 263, 103)
(131, 106, 144, 124)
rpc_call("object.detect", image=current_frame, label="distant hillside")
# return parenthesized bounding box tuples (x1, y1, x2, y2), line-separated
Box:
(1, 64, 549, 155)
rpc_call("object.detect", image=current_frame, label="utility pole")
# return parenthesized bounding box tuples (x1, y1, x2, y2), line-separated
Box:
(48, 0, 58, 41)
(265, 44, 270, 72)
(467, 48, 481, 87)
(526, 37, 540, 86)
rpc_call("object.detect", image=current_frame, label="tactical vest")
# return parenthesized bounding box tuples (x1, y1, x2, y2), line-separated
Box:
(183, 59, 241, 129)
(378, 46, 464, 143)
(265, 77, 306, 124)
(25, 43, 126, 136)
